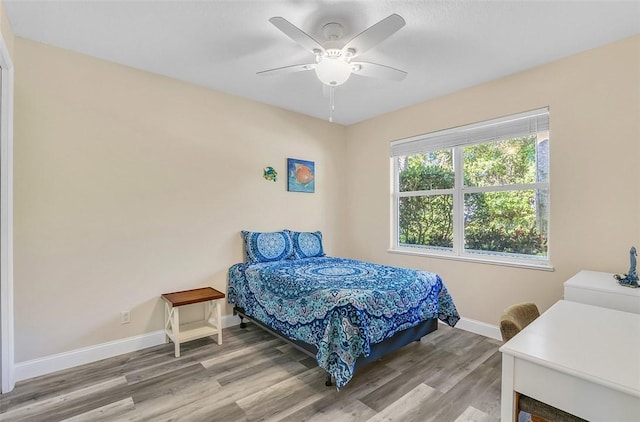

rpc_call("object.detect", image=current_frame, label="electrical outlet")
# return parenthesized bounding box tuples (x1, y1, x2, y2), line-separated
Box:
(120, 310, 130, 324)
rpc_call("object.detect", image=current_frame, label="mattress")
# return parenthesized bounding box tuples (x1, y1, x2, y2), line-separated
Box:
(228, 256, 459, 388)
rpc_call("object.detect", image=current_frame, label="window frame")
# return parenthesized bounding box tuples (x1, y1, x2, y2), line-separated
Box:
(390, 109, 552, 270)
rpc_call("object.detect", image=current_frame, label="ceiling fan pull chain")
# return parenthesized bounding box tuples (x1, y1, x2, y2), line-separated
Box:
(329, 85, 335, 122)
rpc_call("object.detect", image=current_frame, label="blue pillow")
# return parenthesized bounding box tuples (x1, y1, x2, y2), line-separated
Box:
(286, 230, 326, 259)
(241, 230, 293, 263)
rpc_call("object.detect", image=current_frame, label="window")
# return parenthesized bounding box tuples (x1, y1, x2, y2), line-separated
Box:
(391, 108, 550, 268)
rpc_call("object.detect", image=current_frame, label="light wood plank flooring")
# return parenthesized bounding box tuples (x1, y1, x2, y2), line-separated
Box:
(0, 323, 503, 422)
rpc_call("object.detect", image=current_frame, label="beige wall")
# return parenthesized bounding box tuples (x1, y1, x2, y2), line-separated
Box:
(13, 38, 347, 362)
(13, 33, 640, 364)
(0, 0, 14, 58)
(345, 35, 640, 326)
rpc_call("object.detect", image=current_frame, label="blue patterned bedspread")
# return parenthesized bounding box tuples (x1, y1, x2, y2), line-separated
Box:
(228, 257, 459, 388)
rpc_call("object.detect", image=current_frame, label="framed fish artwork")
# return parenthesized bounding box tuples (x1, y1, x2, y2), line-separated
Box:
(287, 158, 315, 193)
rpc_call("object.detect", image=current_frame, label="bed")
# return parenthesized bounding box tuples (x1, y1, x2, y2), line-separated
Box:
(227, 230, 460, 389)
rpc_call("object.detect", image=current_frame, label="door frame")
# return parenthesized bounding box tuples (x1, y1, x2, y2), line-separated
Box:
(0, 29, 14, 393)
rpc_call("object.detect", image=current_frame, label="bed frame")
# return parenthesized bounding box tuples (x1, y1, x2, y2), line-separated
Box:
(234, 306, 438, 387)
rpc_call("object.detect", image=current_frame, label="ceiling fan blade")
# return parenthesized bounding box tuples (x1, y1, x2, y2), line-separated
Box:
(269, 17, 325, 55)
(351, 62, 407, 81)
(342, 14, 405, 58)
(257, 63, 315, 76)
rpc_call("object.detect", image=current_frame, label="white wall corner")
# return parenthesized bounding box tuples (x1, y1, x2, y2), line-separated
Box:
(14, 313, 242, 382)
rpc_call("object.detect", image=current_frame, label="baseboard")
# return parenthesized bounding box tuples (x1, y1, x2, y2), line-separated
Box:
(14, 314, 242, 382)
(448, 316, 502, 341)
(14, 314, 494, 382)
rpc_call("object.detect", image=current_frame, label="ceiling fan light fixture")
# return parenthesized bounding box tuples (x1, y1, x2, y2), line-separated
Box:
(315, 56, 351, 86)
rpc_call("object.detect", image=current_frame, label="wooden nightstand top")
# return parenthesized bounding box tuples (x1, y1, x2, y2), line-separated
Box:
(161, 287, 225, 307)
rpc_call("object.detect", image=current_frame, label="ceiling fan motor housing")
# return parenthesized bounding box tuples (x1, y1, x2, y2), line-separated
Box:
(322, 22, 344, 40)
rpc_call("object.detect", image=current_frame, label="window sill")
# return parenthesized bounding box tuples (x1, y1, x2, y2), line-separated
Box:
(387, 248, 555, 271)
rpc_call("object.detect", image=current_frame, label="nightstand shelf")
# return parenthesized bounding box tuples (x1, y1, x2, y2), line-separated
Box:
(161, 287, 225, 357)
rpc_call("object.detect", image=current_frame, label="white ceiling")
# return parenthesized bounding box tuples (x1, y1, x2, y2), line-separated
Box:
(5, 0, 640, 125)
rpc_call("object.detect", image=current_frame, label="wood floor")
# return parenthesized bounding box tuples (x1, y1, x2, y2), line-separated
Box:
(0, 323, 503, 422)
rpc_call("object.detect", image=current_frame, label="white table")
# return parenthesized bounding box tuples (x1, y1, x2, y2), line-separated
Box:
(500, 300, 640, 422)
(564, 270, 640, 314)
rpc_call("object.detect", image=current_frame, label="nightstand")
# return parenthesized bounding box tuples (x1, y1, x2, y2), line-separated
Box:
(161, 287, 225, 357)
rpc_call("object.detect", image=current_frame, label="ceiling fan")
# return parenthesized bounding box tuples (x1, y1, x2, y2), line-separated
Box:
(257, 14, 408, 121)
(259, 14, 407, 86)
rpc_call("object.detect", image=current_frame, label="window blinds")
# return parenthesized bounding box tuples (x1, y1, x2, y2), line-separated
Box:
(390, 107, 549, 157)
